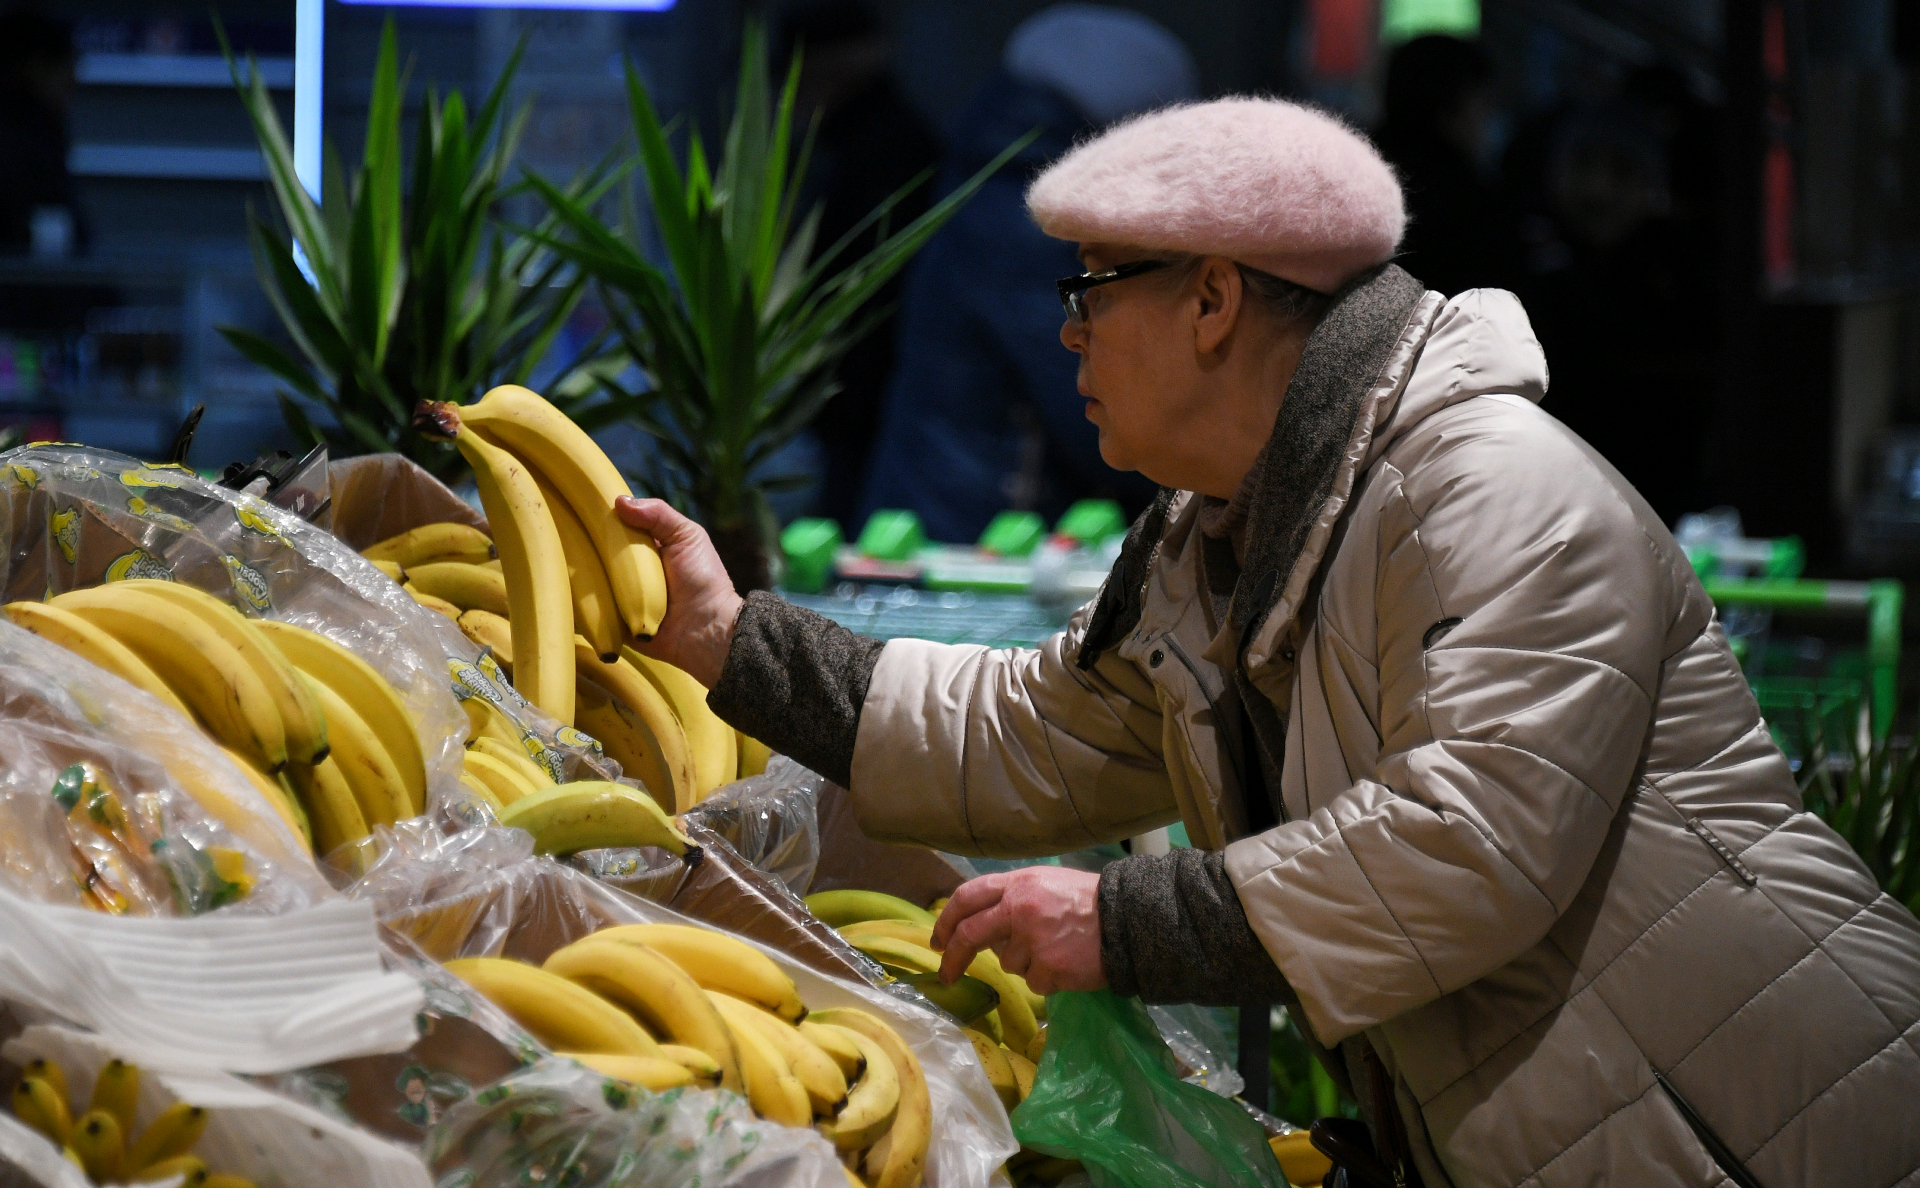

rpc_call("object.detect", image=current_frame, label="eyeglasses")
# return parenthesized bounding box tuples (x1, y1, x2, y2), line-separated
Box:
(1056, 259, 1172, 324)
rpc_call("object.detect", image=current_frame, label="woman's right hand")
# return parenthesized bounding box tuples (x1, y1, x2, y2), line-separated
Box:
(614, 497, 743, 688)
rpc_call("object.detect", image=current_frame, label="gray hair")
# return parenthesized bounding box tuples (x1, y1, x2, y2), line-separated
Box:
(1159, 253, 1332, 328)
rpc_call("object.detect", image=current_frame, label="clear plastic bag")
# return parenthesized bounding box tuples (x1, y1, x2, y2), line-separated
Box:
(683, 756, 824, 896)
(425, 1057, 846, 1188)
(0, 618, 329, 913)
(1147, 1005, 1245, 1099)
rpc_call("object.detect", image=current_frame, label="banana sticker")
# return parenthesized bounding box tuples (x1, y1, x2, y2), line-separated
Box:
(126, 496, 196, 534)
(49, 506, 79, 563)
(103, 549, 172, 583)
(233, 498, 288, 544)
(221, 554, 274, 612)
(554, 725, 604, 756)
(5, 462, 41, 490)
(519, 731, 565, 781)
(448, 658, 503, 705)
(57, 464, 105, 484)
(120, 467, 188, 490)
(476, 652, 529, 707)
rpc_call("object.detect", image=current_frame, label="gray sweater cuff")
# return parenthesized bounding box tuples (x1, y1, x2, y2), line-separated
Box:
(1098, 848, 1294, 1006)
(706, 591, 885, 788)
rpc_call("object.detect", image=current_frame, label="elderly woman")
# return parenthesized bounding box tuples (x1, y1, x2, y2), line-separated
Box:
(620, 99, 1920, 1186)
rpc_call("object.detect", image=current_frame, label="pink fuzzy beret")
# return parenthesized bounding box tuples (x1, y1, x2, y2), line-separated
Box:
(1026, 97, 1406, 294)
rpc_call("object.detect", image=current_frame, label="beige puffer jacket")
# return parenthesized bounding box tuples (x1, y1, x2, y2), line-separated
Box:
(847, 285, 1920, 1186)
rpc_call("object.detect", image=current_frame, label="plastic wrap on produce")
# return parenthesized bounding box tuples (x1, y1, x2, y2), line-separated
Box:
(426, 1058, 846, 1188)
(1146, 1005, 1244, 1099)
(325, 454, 486, 549)
(345, 824, 1019, 1188)
(0, 618, 328, 912)
(683, 755, 823, 896)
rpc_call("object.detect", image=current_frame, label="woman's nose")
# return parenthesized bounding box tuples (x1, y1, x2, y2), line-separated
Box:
(1059, 316, 1088, 354)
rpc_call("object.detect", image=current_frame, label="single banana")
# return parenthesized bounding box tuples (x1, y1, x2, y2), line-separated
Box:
(299, 677, 411, 828)
(1025, 1025, 1046, 1064)
(457, 609, 515, 671)
(737, 731, 774, 779)
(706, 991, 811, 1126)
(496, 780, 692, 856)
(473, 736, 556, 790)
(458, 771, 505, 815)
(363, 522, 494, 568)
(589, 923, 804, 1023)
(5, 601, 192, 717)
(218, 746, 310, 849)
(557, 1052, 694, 1093)
(656, 1044, 723, 1086)
(811, 1024, 899, 1151)
(842, 934, 942, 977)
(20, 1059, 66, 1105)
(123, 1101, 207, 1173)
(462, 750, 539, 807)
(435, 387, 667, 638)
(70, 1108, 124, 1180)
(253, 621, 426, 816)
(368, 559, 406, 583)
(574, 646, 695, 811)
(480, 558, 503, 572)
(121, 581, 328, 765)
(441, 956, 662, 1057)
(405, 562, 511, 618)
(713, 993, 847, 1116)
(623, 647, 737, 799)
(530, 468, 623, 662)
(839, 920, 1038, 1056)
(12, 1075, 71, 1144)
(804, 890, 936, 930)
(128, 1153, 206, 1184)
(88, 1060, 139, 1136)
(53, 586, 288, 772)
(809, 1009, 929, 1188)
(403, 585, 462, 620)
(285, 757, 372, 855)
(799, 1021, 867, 1081)
(1004, 1049, 1036, 1102)
(541, 937, 741, 1092)
(962, 1030, 1018, 1111)
(462, 695, 525, 749)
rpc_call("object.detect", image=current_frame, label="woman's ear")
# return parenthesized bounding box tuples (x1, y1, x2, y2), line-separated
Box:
(1192, 256, 1244, 355)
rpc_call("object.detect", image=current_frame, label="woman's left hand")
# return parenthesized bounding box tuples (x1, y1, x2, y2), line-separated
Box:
(930, 867, 1107, 995)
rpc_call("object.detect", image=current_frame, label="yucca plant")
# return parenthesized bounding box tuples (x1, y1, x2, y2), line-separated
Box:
(221, 20, 606, 479)
(1798, 713, 1920, 914)
(529, 23, 1030, 590)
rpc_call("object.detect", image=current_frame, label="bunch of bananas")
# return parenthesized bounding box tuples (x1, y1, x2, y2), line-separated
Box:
(804, 890, 1078, 1186)
(9, 1057, 253, 1188)
(445, 923, 930, 1188)
(5, 586, 427, 861)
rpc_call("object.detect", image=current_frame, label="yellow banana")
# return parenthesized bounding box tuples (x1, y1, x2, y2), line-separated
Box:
(462, 750, 539, 807)
(737, 731, 773, 779)
(541, 937, 741, 1092)
(531, 468, 623, 662)
(52, 585, 288, 772)
(405, 562, 510, 618)
(462, 694, 524, 749)
(5, 601, 192, 717)
(558, 1052, 694, 1093)
(442, 956, 662, 1057)
(89, 1059, 140, 1136)
(714, 993, 847, 1116)
(963, 1030, 1018, 1111)
(1005, 1049, 1036, 1102)
(123, 1101, 206, 1173)
(285, 757, 372, 854)
(473, 736, 556, 790)
(202, 1175, 260, 1188)
(457, 609, 515, 671)
(574, 650, 695, 813)
(839, 920, 1038, 1055)
(403, 585, 462, 620)
(368, 559, 406, 583)
(799, 1021, 866, 1081)
(811, 1024, 898, 1151)
(656, 1043, 723, 1086)
(803, 890, 936, 929)
(809, 1009, 928, 1188)
(70, 1108, 124, 1180)
(458, 771, 505, 815)
(443, 386, 667, 638)
(589, 923, 804, 1023)
(253, 620, 426, 816)
(363, 522, 494, 568)
(623, 647, 736, 798)
(12, 1075, 71, 1144)
(298, 677, 410, 827)
(20, 1059, 66, 1105)
(1025, 1025, 1046, 1064)
(129, 1153, 207, 1183)
(218, 746, 310, 849)
(706, 991, 811, 1126)
(496, 780, 691, 856)
(121, 581, 328, 765)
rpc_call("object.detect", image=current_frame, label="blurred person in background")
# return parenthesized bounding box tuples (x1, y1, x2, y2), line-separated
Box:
(0, 8, 81, 257)
(857, 4, 1194, 544)
(1371, 34, 1521, 296)
(776, 0, 942, 528)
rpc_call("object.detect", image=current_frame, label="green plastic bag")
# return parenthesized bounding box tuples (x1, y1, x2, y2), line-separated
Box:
(1011, 991, 1290, 1188)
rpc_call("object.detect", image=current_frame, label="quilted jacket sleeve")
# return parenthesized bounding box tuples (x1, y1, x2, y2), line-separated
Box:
(1224, 401, 1699, 1045)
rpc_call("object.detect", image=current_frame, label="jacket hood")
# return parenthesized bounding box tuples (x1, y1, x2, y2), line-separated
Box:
(1366, 287, 1549, 466)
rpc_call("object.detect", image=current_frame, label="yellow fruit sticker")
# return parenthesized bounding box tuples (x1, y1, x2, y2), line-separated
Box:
(448, 658, 503, 705)
(5, 462, 41, 490)
(233, 498, 288, 544)
(520, 732, 565, 781)
(103, 549, 172, 583)
(554, 726, 604, 756)
(50, 506, 79, 563)
(475, 652, 529, 707)
(120, 466, 188, 490)
(222, 555, 274, 612)
(126, 496, 196, 534)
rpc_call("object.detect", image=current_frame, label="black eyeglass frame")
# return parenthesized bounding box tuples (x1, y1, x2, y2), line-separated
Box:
(1056, 258, 1173, 323)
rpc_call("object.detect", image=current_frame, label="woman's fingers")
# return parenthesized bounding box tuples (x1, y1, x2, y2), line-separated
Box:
(933, 868, 1107, 993)
(939, 899, 1012, 985)
(933, 876, 1005, 949)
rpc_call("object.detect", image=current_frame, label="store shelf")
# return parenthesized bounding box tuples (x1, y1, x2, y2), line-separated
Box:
(68, 145, 266, 181)
(76, 53, 293, 89)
